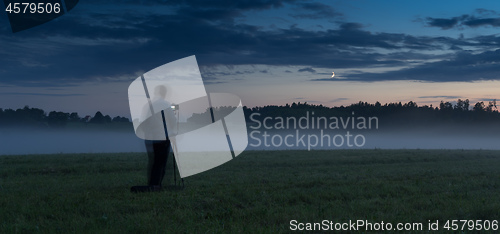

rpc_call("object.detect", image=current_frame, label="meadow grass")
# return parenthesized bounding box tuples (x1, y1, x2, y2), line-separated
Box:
(1, 149, 500, 233)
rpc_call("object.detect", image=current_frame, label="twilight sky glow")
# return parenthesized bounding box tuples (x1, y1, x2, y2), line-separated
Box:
(1, 0, 500, 117)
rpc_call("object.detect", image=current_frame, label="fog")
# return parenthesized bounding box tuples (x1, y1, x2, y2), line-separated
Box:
(1, 126, 500, 155)
(246, 126, 500, 151)
(0, 129, 145, 155)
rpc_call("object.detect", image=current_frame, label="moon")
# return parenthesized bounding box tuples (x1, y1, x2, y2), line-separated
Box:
(331, 71, 335, 78)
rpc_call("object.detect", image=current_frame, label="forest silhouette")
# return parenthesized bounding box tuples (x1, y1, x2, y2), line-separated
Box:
(1, 99, 499, 129)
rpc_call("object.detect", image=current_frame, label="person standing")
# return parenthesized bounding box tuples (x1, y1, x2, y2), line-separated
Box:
(131, 85, 176, 192)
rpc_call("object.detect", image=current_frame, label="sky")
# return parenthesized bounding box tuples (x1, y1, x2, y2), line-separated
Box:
(1, 0, 500, 118)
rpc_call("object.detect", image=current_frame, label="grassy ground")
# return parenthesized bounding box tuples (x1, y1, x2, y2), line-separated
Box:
(1, 150, 500, 233)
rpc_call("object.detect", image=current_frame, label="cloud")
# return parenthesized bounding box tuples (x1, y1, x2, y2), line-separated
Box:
(3, 15, 430, 85)
(424, 10, 500, 29)
(339, 49, 500, 82)
(330, 98, 349, 102)
(290, 2, 342, 19)
(425, 16, 464, 30)
(480, 98, 499, 102)
(418, 96, 462, 99)
(475, 8, 497, 16)
(176, 7, 243, 22)
(298, 67, 316, 73)
(0, 92, 86, 97)
(463, 17, 500, 28)
(85, 0, 298, 10)
(3, 2, 500, 86)
(170, 0, 298, 10)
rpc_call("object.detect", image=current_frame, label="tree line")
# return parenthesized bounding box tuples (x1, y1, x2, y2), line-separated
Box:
(0, 106, 130, 128)
(2, 99, 499, 129)
(242, 99, 500, 128)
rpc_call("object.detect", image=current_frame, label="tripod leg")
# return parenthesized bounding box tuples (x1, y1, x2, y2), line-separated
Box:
(173, 153, 177, 185)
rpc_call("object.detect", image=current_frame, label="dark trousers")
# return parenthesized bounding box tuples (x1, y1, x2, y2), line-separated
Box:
(145, 140, 170, 186)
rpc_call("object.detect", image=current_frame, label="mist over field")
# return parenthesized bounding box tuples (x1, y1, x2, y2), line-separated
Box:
(247, 126, 500, 151)
(0, 129, 145, 155)
(1, 125, 499, 155)
(3, 99, 500, 154)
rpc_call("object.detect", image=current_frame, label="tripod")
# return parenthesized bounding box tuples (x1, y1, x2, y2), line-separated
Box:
(162, 106, 184, 188)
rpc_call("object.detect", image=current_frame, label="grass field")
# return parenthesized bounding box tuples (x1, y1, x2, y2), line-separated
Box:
(1, 149, 500, 233)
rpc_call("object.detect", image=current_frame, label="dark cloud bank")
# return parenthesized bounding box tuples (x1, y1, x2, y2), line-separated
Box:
(2, 1, 500, 86)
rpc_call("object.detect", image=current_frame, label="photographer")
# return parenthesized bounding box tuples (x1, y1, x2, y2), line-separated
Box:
(131, 85, 176, 192)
